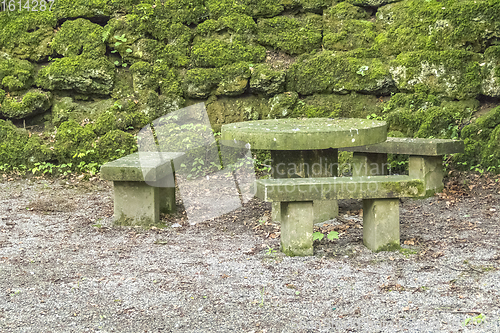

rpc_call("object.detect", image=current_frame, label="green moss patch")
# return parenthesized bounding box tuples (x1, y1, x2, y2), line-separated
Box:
(267, 92, 298, 119)
(0, 119, 51, 169)
(191, 37, 266, 68)
(0, 57, 35, 91)
(183, 63, 252, 98)
(0, 89, 52, 119)
(96, 129, 137, 164)
(325, 2, 368, 22)
(206, 95, 270, 132)
(390, 50, 482, 100)
(249, 64, 286, 96)
(457, 106, 500, 171)
(286, 51, 394, 95)
(293, 92, 384, 119)
(384, 92, 478, 138)
(206, 0, 283, 19)
(36, 56, 115, 95)
(374, 0, 500, 56)
(51, 18, 105, 58)
(197, 13, 257, 38)
(257, 15, 323, 55)
(0, 11, 56, 62)
(323, 20, 378, 52)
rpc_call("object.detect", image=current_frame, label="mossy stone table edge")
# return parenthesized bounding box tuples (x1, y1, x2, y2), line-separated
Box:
(220, 118, 388, 150)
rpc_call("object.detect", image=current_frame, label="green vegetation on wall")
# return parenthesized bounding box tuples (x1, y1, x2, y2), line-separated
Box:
(0, 0, 499, 176)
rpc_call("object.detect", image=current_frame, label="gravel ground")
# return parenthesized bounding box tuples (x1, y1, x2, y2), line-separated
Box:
(0, 173, 499, 333)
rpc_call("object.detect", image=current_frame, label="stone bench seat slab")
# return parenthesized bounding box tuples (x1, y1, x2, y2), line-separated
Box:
(256, 175, 425, 202)
(340, 137, 464, 156)
(100, 152, 184, 182)
(100, 152, 184, 227)
(255, 176, 424, 255)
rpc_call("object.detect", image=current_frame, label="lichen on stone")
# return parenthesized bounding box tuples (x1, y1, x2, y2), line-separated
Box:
(390, 50, 482, 100)
(267, 92, 299, 119)
(249, 64, 286, 96)
(286, 51, 394, 95)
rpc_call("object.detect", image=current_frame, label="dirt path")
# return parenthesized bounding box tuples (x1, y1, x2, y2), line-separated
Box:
(0, 173, 499, 332)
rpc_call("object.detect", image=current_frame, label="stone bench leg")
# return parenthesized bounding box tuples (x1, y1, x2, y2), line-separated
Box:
(352, 152, 388, 176)
(362, 198, 400, 252)
(113, 181, 160, 226)
(280, 201, 314, 256)
(159, 187, 176, 214)
(409, 155, 444, 196)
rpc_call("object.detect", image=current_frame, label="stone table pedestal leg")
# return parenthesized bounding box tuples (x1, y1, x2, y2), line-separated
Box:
(270, 149, 338, 224)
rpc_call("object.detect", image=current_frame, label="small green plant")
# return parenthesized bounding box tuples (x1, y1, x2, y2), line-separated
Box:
(462, 313, 486, 326)
(312, 231, 339, 242)
(366, 113, 384, 121)
(399, 248, 418, 257)
(10, 290, 20, 296)
(111, 35, 129, 67)
(266, 246, 277, 256)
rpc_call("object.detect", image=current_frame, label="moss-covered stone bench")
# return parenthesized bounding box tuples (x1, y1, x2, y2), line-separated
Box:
(100, 152, 184, 226)
(341, 137, 464, 196)
(255, 175, 425, 255)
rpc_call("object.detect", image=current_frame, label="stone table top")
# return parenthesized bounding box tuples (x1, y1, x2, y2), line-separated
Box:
(220, 118, 387, 150)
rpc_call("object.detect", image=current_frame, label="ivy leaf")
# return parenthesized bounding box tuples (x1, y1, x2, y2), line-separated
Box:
(312, 232, 324, 242)
(126, 48, 133, 53)
(114, 61, 120, 66)
(327, 231, 339, 240)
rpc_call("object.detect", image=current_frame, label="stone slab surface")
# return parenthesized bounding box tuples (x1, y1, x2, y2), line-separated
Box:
(221, 118, 387, 150)
(255, 175, 425, 202)
(100, 152, 184, 182)
(341, 137, 464, 156)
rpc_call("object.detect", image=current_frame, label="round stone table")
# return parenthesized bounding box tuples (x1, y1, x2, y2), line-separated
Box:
(221, 118, 387, 223)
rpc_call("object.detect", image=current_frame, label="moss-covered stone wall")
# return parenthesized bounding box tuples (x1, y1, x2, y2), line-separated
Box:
(0, 0, 499, 173)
